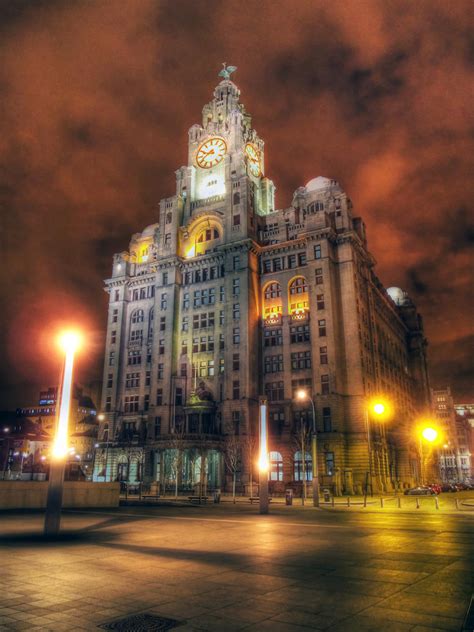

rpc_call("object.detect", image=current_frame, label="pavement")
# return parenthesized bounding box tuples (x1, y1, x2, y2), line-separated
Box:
(0, 502, 473, 631)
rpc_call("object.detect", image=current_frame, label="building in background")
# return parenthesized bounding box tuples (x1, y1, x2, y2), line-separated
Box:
(96, 67, 430, 495)
(432, 388, 472, 483)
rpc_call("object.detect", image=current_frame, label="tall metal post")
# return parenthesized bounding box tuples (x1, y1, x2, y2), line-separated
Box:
(258, 398, 269, 515)
(309, 398, 320, 507)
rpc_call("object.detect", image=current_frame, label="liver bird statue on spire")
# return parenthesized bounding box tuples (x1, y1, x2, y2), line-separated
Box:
(219, 62, 237, 80)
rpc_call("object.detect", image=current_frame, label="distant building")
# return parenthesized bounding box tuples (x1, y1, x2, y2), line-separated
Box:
(96, 67, 431, 495)
(432, 388, 472, 483)
(0, 412, 50, 480)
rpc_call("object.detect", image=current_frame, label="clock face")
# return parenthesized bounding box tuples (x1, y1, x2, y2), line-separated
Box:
(196, 137, 227, 169)
(245, 143, 261, 177)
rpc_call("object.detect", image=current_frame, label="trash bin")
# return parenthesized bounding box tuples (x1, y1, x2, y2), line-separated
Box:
(285, 488, 293, 506)
(214, 488, 221, 504)
(323, 488, 331, 503)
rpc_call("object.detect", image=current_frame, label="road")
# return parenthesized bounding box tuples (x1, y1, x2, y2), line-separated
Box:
(0, 503, 472, 631)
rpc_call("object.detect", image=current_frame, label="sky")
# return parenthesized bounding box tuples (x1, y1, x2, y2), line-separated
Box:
(0, 0, 473, 408)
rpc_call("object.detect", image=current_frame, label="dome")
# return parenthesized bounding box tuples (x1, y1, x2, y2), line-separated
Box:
(387, 287, 407, 306)
(141, 223, 159, 238)
(305, 176, 337, 192)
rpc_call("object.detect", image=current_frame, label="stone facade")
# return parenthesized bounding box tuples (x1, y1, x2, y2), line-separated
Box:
(94, 69, 430, 495)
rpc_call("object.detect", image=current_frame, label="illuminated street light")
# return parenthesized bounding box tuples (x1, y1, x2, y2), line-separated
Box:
(258, 398, 269, 514)
(422, 427, 438, 443)
(418, 423, 441, 485)
(364, 398, 391, 501)
(295, 389, 320, 507)
(44, 329, 82, 536)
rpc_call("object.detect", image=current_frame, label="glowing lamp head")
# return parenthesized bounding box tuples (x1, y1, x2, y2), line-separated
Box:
(258, 454, 269, 472)
(296, 389, 308, 402)
(58, 331, 82, 354)
(373, 403, 385, 416)
(422, 427, 438, 443)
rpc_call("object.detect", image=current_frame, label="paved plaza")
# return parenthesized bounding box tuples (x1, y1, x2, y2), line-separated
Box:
(0, 502, 473, 631)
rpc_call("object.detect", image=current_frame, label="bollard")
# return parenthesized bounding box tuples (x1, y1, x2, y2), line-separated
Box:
(347, 497, 350, 507)
(380, 498, 384, 508)
(397, 497, 401, 509)
(434, 496, 439, 510)
(416, 497, 420, 509)
(455, 498, 460, 510)
(332, 496, 335, 508)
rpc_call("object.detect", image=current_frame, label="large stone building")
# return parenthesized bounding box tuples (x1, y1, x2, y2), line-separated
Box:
(432, 388, 472, 483)
(95, 67, 430, 495)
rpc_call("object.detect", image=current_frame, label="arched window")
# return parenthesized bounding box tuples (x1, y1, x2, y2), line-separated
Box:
(289, 277, 308, 295)
(131, 309, 144, 324)
(294, 451, 312, 481)
(264, 282, 282, 299)
(269, 451, 283, 481)
(197, 228, 219, 243)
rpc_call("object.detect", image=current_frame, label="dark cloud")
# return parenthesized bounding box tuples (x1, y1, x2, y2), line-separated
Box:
(0, 0, 473, 407)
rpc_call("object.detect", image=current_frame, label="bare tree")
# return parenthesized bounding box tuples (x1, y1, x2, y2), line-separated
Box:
(224, 432, 241, 503)
(293, 419, 311, 505)
(241, 433, 257, 498)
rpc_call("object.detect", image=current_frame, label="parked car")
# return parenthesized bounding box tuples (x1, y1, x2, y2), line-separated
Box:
(441, 483, 457, 492)
(404, 486, 437, 496)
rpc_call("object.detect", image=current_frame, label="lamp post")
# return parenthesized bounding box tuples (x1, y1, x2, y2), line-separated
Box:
(44, 330, 82, 536)
(364, 399, 390, 503)
(258, 398, 269, 515)
(419, 425, 438, 485)
(2, 428, 10, 480)
(295, 389, 319, 507)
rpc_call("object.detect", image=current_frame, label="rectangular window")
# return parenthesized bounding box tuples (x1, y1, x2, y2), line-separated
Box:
(154, 417, 161, 437)
(114, 290, 120, 302)
(107, 373, 113, 389)
(319, 346, 328, 364)
(318, 319, 327, 337)
(219, 310, 225, 325)
(125, 372, 140, 388)
(264, 328, 283, 347)
(291, 351, 311, 370)
(263, 260, 272, 273)
(124, 395, 140, 413)
(264, 354, 284, 373)
(159, 317, 166, 331)
(233, 354, 240, 371)
(272, 258, 282, 272)
(220, 286, 225, 302)
(156, 389, 163, 406)
(160, 293, 167, 310)
(192, 337, 199, 353)
(233, 303, 240, 320)
(288, 254, 297, 269)
(233, 255, 240, 271)
(325, 451, 335, 475)
(208, 360, 215, 377)
(233, 214, 240, 226)
(109, 351, 115, 366)
(219, 333, 225, 350)
(159, 339, 165, 355)
(144, 394, 150, 412)
(219, 358, 225, 374)
(317, 294, 325, 310)
(130, 329, 143, 343)
(315, 268, 323, 285)
(180, 363, 187, 377)
(127, 350, 141, 365)
(323, 407, 332, 432)
(145, 370, 151, 386)
(264, 381, 284, 402)
(157, 364, 164, 380)
(110, 330, 117, 344)
(112, 309, 118, 323)
(232, 381, 240, 400)
(208, 335, 214, 352)
(182, 316, 189, 332)
(298, 252, 307, 266)
(193, 314, 200, 330)
(233, 327, 240, 344)
(183, 293, 189, 309)
(105, 396, 111, 412)
(290, 324, 310, 343)
(181, 339, 188, 355)
(232, 278, 240, 296)
(314, 244, 322, 259)
(162, 272, 168, 285)
(321, 374, 330, 395)
(175, 387, 183, 406)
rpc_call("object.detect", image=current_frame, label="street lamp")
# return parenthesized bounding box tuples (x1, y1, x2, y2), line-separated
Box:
(419, 424, 439, 485)
(258, 398, 269, 514)
(2, 427, 11, 480)
(44, 330, 82, 536)
(365, 398, 390, 501)
(295, 389, 320, 507)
